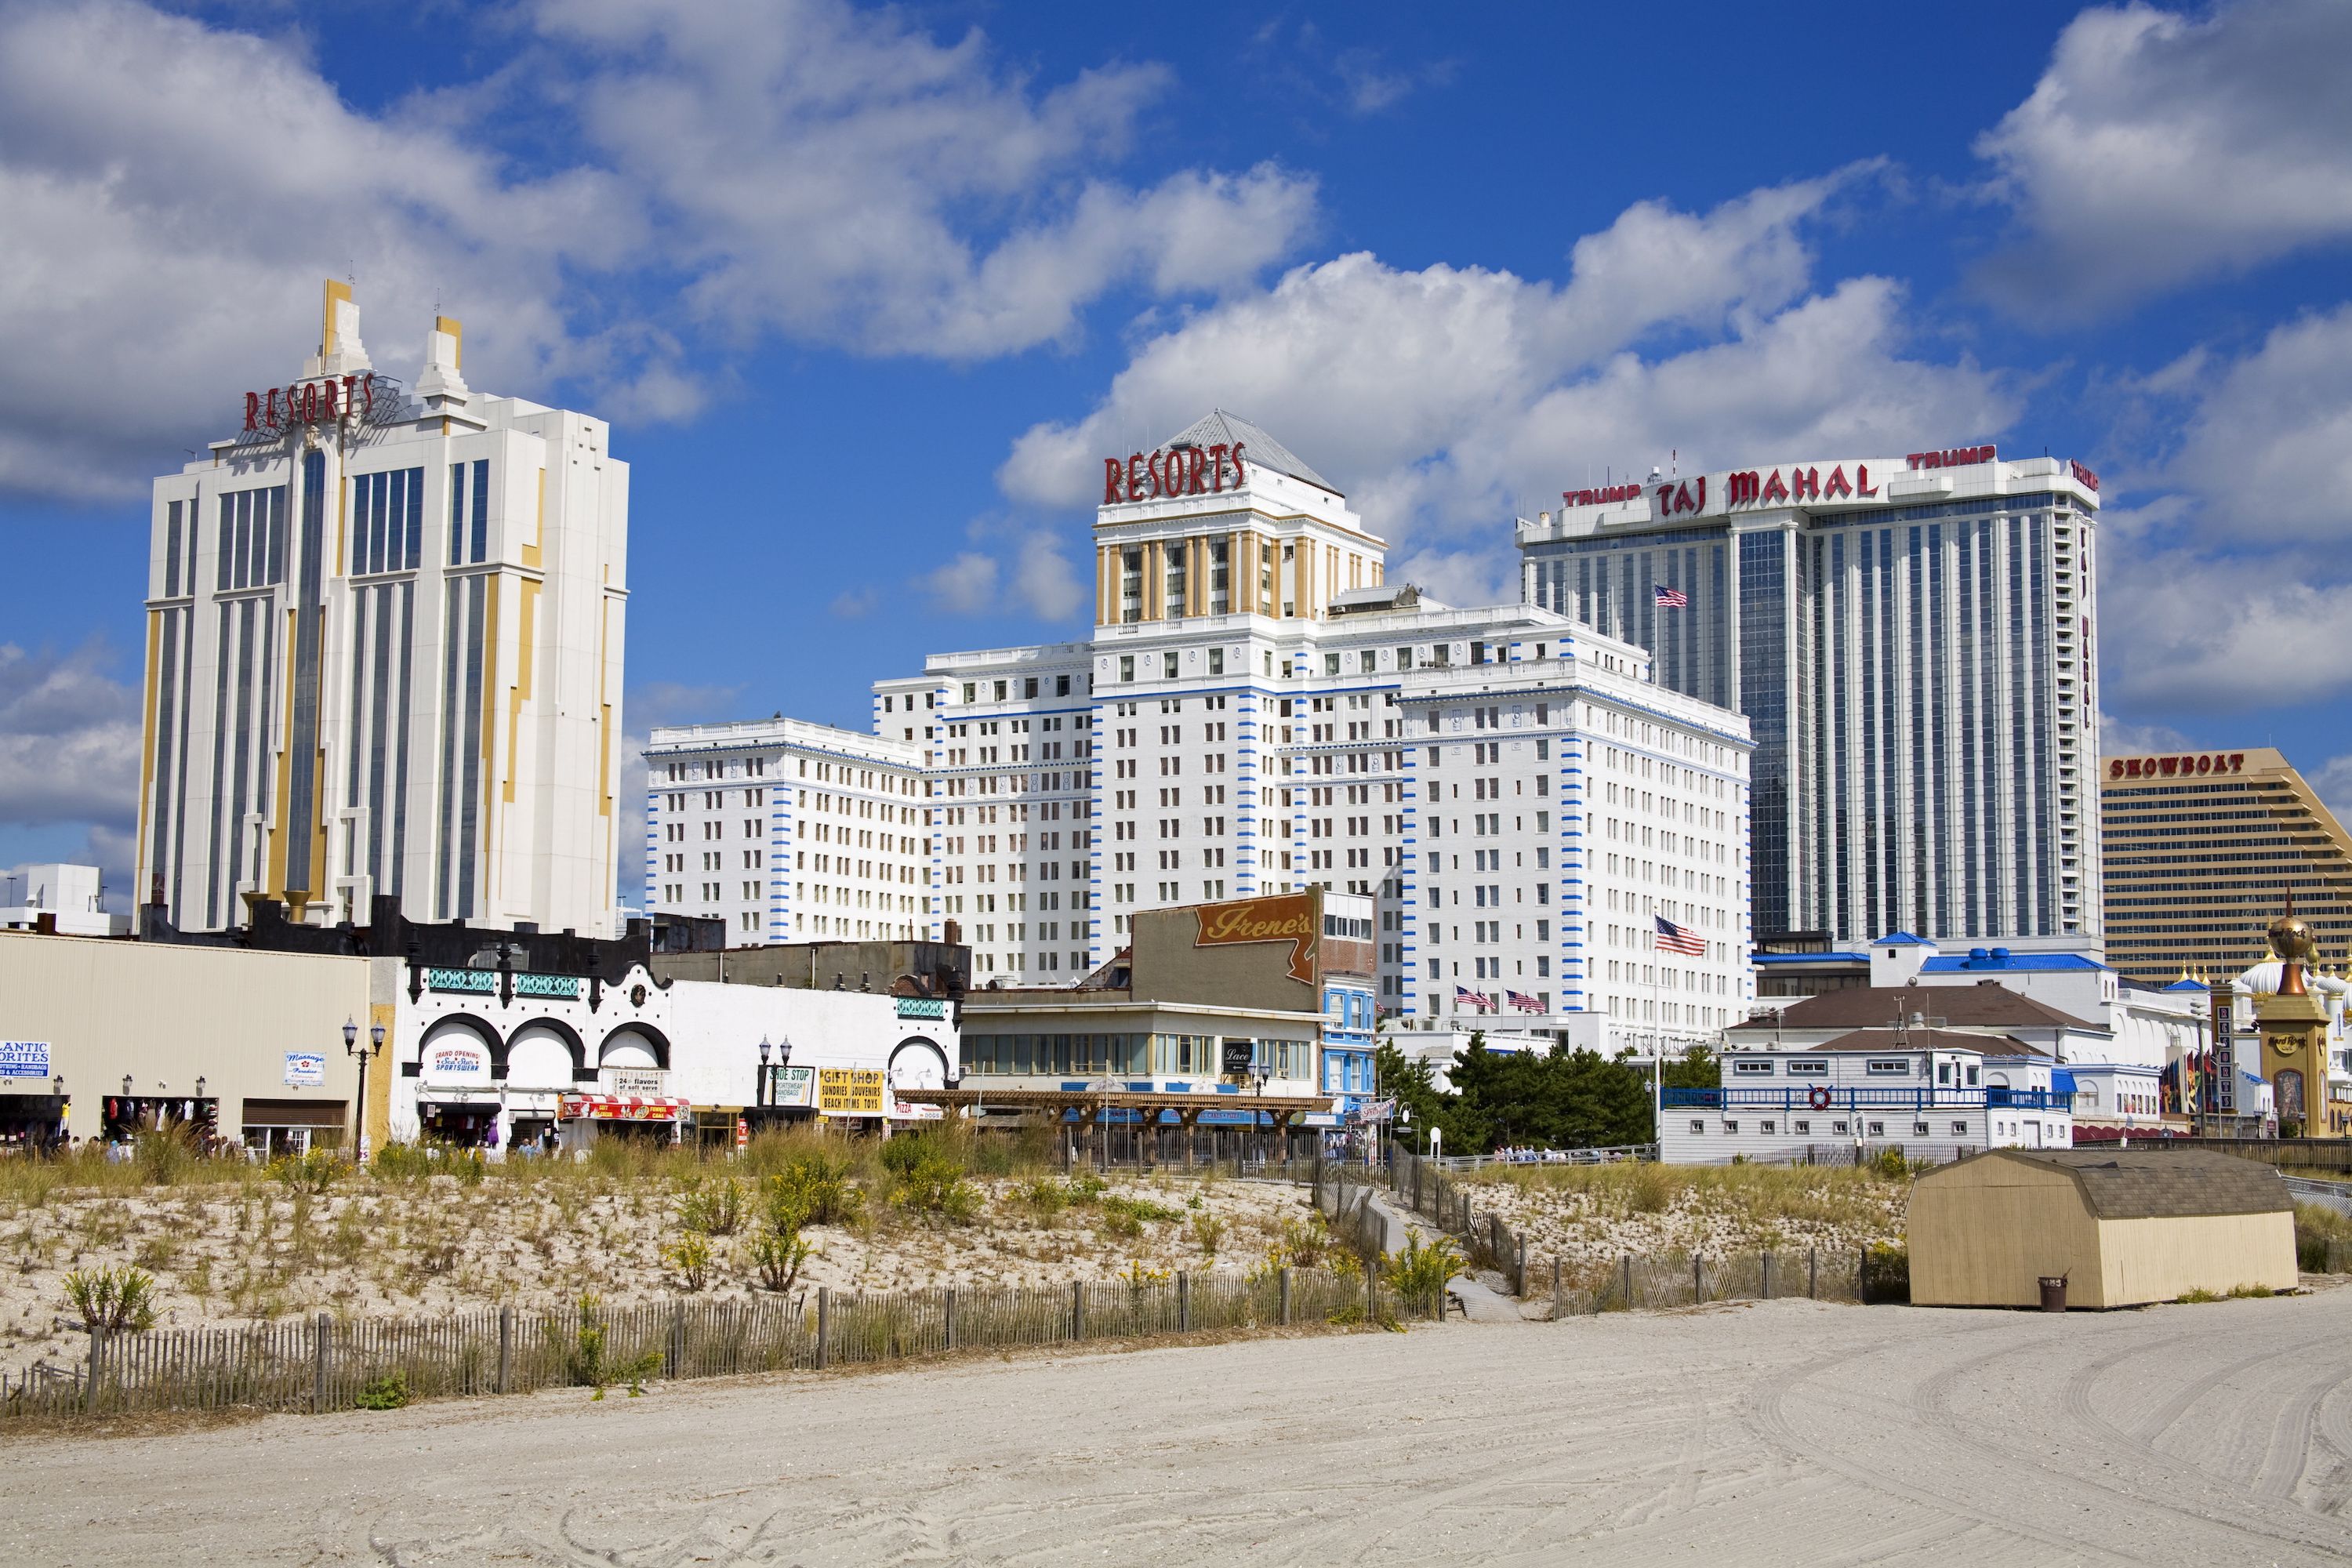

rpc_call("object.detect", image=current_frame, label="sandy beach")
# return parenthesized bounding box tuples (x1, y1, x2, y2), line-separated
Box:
(8, 1284, 2350, 1564)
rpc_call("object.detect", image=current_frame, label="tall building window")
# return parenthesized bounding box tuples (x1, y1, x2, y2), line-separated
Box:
(214, 486, 288, 591)
(448, 458, 491, 565)
(351, 467, 423, 575)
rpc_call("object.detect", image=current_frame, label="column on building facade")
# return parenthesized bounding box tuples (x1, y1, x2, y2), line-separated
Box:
(1224, 530, 1240, 615)
(1187, 535, 1207, 617)
(1145, 539, 1164, 622)
(1096, 544, 1112, 624)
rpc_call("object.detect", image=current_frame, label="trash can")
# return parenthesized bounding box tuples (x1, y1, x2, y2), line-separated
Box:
(2038, 1275, 2067, 1313)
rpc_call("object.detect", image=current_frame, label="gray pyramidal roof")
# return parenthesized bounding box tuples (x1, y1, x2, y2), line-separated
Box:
(1160, 409, 1338, 495)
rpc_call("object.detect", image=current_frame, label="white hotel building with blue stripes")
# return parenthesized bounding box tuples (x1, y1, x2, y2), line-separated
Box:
(644, 413, 1752, 1056)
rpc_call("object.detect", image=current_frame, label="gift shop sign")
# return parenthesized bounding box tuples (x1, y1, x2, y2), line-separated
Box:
(0, 1040, 50, 1080)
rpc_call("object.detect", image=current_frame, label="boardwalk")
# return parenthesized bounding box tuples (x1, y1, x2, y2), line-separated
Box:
(9, 1288, 2352, 1564)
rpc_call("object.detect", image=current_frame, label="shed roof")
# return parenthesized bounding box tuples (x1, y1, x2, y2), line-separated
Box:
(1957, 1148, 2290, 1219)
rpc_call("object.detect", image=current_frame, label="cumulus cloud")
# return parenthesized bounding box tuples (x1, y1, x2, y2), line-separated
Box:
(538, 0, 1316, 359)
(0, 643, 141, 832)
(918, 552, 1004, 616)
(0, 0, 1316, 499)
(2098, 713, 2194, 756)
(1974, 0, 2352, 318)
(1000, 169, 2011, 592)
(2313, 754, 2352, 827)
(2092, 303, 2352, 714)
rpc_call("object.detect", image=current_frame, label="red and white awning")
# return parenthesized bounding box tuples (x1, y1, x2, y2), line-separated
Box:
(560, 1094, 689, 1122)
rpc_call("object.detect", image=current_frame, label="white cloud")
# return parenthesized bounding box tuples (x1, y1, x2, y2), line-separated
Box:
(2098, 713, 2193, 755)
(0, 0, 1316, 499)
(1000, 171, 2012, 593)
(1974, 0, 2352, 318)
(918, 552, 1003, 616)
(539, 0, 1316, 360)
(829, 586, 880, 619)
(2312, 754, 2352, 827)
(1009, 535, 1085, 621)
(0, 643, 141, 831)
(2159, 305, 2352, 546)
(2092, 303, 2352, 713)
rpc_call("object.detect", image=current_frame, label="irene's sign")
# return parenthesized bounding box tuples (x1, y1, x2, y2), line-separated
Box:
(1103, 443, 1247, 505)
(1192, 892, 1317, 984)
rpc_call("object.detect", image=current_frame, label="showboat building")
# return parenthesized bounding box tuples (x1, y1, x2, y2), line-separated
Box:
(646, 412, 1755, 1058)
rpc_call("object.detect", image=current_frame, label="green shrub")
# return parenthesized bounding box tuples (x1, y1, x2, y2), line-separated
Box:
(677, 1176, 746, 1236)
(566, 1294, 662, 1399)
(1102, 1193, 1182, 1225)
(749, 1227, 811, 1293)
(355, 1371, 411, 1410)
(65, 1265, 159, 1335)
(1019, 1177, 1070, 1218)
(770, 1156, 862, 1227)
(888, 1153, 979, 1225)
(1277, 1214, 1333, 1269)
(132, 1123, 206, 1185)
(1862, 1243, 1911, 1305)
(1870, 1146, 1911, 1181)
(1384, 1233, 1461, 1314)
(271, 1148, 345, 1194)
(665, 1231, 713, 1292)
(1190, 1210, 1226, 1259)
(2293, 1202, 2352, 1272)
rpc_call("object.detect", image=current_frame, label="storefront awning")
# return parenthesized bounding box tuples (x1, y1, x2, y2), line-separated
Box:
(560, 1094, 689, 1122)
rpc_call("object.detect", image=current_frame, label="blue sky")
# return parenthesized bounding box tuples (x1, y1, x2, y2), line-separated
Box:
(5, 0, 2352, 895)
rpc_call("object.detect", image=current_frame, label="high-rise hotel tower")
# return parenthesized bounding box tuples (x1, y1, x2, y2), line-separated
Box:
(137, 284, 630, 935)
(1518, 449, 2102, 946)
(648, 412, 1755, 1057)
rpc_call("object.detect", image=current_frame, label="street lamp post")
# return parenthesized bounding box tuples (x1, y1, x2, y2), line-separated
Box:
(343, 1015, 385, 1162)
(757, 1036, 771, 1110)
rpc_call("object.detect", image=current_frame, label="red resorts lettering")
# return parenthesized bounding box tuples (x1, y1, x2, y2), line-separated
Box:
(1722, 465, 1877, 508)
(1104, 443, 1247, 505)
(2108, 753, 2245, 780)
(1907, 445, 1996, 469)
(244, 374, 375, 432)
(1563, 483, 1643, 507)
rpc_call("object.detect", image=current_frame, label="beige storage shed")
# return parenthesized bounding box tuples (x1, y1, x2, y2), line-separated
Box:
(1909, 1148, 2298, 1308)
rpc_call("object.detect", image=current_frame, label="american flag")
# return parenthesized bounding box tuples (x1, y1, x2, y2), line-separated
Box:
(1505, 989, 1545, 1013)
(1653, 914, 1706, 956)
(1653, 583, 1688, 608)
(1454, 984, 1494, 1012)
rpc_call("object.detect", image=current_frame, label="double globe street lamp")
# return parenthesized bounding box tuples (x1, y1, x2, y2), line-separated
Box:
(344, 1015, 386, 1160)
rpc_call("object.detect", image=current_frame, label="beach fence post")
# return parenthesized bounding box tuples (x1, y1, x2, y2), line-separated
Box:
(1072, 1281, 1084, 1341)
(313, 1312, 331, 1413)
(668, 1302, 685, 1377)
(943, 1288, 956, 1352)
(85, 1323, 105, 1416)
(1809, 1247, 1819, 1300)
(498, 1305, 514, 1395)
(1178, 1272, 1191, 1333)
(1279, 1268, 1293, 1327)
(816, 1288, 830, 1370)
(1552, 1258, 1563, 1320)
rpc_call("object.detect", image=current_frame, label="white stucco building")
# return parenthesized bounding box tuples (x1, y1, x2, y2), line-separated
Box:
(137, 282, 630, 938)
(646, 412, 1755, 1058)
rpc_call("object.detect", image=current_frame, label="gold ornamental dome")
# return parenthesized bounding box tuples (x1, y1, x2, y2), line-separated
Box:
(2268, 906, 2318, 996)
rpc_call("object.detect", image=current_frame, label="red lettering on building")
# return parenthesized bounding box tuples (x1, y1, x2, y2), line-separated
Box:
(1824, 464, 1852, 499)
(1562, 482, 1646, 508)
(1789, 466, 1819, 501)
(2111, 753, 2247, 780)
(2071, 459, 2100, 492)
(1906, 445, 1997, 470)
(1104, 441, 1248, 504)
(241, 372, 376, 434)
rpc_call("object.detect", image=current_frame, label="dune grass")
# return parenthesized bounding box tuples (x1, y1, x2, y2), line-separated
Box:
(1463, 1160, 1907, 1233)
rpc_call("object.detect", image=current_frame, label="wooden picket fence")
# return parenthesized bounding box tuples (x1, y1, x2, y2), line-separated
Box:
(1382, 1141, 1878, 1312)
(2, 1268, 1394, 1423)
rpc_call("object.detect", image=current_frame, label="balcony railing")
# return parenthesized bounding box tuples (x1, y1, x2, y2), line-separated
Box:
(1664, 1086, 2074, 1112)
